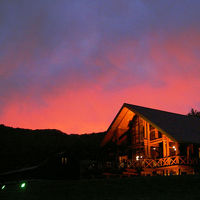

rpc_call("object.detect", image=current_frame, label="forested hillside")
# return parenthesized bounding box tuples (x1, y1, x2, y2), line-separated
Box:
(0, 124, 105, 173)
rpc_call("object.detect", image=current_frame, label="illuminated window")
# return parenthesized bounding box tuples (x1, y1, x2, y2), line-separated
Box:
(61, 157, 67, 165)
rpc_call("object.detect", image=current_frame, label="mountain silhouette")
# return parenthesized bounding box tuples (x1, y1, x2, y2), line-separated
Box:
(0, 124, 105, 173)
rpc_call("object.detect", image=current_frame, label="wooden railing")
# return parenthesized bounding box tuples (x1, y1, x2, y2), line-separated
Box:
(124, 156, 199, 169)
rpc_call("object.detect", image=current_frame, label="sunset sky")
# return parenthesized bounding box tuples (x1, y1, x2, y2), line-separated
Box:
(0, 0, 200, 133)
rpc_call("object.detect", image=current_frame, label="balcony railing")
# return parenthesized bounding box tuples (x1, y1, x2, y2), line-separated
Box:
(123, 156, 199, 169)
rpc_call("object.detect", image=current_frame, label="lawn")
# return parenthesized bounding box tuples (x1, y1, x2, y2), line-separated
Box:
(1, 175, 200, 200)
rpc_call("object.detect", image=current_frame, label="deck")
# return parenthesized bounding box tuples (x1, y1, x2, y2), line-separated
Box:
(125, 156, 198, 169)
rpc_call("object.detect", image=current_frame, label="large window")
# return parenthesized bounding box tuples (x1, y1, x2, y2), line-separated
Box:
(131, 116, 144, 144)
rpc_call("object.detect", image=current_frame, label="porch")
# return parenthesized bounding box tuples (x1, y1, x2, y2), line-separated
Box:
(123, 156, 198, 169)
(118, 155, 199, 176)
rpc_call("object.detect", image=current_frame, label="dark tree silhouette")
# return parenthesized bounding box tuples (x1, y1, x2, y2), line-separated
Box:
(187, 108, 200, 118)
(0, 124, 105, 173)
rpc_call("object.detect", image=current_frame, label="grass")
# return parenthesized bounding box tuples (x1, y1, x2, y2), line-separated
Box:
(1, 175, 200, 200)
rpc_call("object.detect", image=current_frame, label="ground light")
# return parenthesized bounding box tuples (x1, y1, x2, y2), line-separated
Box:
(20, 182, 27, 189)
(1, 185, 6, 190)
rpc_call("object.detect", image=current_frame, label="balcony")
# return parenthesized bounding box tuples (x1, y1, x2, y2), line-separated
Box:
(124, 156, 198, 169)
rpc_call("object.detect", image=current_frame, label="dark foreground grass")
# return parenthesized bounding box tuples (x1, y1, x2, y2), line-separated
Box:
(1, 175, 200, 200)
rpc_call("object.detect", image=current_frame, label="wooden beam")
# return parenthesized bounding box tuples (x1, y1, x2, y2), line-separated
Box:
(144, 140, 148, 157)
(150, 138, 163, 145)
(143, 121, 148, 157)
(155, 128, 158, 138)
(144, 121, 147, 139)
(166, 138, 170, 157)
(187, 145, 190, 161)
(162, 135, 166, 157)
(147, 122, 151, 158)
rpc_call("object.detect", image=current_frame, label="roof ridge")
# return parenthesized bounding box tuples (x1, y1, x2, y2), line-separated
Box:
(124, 103, 189, 118)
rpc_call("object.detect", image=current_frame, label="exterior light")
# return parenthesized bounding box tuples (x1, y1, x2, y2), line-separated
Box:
(140, 156, 143, 158)
(1, 185, 6, 190)
(136, 156, 139, 161)
(173, 146, 176, 151)
(153, 147, 156, 150)
(20, 182, 26, 189)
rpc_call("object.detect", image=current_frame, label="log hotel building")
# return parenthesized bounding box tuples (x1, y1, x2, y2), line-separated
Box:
(101, 103, 200, 176)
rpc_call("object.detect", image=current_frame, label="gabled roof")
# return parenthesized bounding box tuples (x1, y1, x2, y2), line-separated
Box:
(103, 103, 200, 145)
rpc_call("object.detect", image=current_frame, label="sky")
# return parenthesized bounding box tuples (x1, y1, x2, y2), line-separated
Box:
(0, 0, 200, 133)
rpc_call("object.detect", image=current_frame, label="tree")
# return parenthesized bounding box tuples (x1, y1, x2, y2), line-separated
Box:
(187, 108, 200, 118)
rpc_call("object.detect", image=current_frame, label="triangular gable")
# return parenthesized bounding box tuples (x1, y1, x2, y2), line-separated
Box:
(102, 103, 200, 146)
(101, 104, 176, 146)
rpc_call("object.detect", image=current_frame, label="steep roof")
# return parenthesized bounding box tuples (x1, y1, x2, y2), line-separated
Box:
(124, 103, 200, 144)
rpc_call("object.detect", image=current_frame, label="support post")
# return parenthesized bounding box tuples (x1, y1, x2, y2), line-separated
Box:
(162, 135, 166, 157)
(166, 138, 170, 157)
(147, 123, 151, 158)
(144, 121, 147, 139)
(187, 145, 190, 162)
(155, 129, 158, 139)
(144, 121, 148, 157)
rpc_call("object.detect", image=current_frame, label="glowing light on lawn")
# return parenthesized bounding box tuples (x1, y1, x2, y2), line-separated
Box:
(1, 185, 6, 190)
(20, 182, 26, 189)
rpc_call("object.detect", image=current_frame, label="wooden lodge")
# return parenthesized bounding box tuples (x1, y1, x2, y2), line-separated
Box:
(101, 103, 200, 176)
